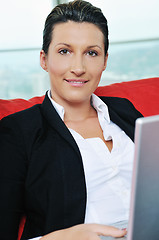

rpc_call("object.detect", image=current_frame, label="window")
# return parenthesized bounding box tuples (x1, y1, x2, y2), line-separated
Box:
(0, 0, 159, 99)
(88, 0, 159, 86)
(0, 0, 52, 99)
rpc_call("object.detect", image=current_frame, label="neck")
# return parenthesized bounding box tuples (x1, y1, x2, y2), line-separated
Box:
(63, 99, 96, 122)
(50, 92, 96, 122)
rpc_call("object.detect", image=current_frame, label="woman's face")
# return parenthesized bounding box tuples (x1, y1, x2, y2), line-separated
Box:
(40, 21, 108, 106)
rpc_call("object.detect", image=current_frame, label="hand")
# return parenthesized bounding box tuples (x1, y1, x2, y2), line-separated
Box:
(41, 223, 127, 240)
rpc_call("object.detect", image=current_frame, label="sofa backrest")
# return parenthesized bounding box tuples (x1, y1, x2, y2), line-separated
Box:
(94, 77, 159, 117)
(0, 77, 159, 120)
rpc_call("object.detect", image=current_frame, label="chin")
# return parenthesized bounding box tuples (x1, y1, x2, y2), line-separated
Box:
(65, 94, 91, 104)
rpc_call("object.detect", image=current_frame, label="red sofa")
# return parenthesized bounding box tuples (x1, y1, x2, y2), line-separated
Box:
(0, 77, 159, 240)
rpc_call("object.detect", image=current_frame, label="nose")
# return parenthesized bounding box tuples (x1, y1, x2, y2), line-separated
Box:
(70, 54, 86, 76)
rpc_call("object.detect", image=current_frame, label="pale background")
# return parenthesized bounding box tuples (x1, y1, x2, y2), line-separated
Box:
(0, 0, 159, 49)
(0, 0, 159, 99)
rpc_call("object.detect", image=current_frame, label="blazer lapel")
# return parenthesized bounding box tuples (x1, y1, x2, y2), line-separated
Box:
(40, 93, 86, 226)
(100, 96, 143, 142)
(40, 93, 82, 158)
(109, 107, 135, 141)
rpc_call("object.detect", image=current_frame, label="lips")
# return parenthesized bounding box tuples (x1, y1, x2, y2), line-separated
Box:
(64, 79, 88, 87)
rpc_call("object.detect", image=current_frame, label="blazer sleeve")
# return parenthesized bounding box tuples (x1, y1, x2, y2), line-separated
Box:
(0, 115, 27, 240)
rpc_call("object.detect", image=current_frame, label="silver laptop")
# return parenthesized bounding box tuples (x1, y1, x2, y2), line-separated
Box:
(100, 114, 159, 240)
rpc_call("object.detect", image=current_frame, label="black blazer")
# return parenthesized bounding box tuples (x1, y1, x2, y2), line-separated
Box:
(0, 93, 143, 240)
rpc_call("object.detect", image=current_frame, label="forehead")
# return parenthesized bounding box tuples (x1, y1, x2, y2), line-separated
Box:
(51, 21, 104, 46)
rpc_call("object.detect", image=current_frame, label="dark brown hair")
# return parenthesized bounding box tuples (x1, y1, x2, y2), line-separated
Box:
(42, 0, 109, 55)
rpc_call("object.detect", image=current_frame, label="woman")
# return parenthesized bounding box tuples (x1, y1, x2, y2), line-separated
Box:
(0, 0, 143, 239)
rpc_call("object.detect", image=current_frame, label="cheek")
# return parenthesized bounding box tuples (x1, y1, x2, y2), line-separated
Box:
(48, 57, 69, 77)
(89, 61, 105, 78)
(87, 56, 105, 72)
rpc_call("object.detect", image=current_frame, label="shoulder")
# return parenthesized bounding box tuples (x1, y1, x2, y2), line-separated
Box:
(0, 92, 52, 128)
(0, 103, 42, 128)
(0, 92, 61, 146)
(0, 102, 52, 161)
(99, 96, 143, 118)
(0, 101, 48, 146)
(100, 96, 135, 108)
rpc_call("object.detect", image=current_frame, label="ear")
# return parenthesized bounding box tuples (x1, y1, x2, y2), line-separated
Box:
(103, 52, 108, 71)
(40, 50, 48, 72)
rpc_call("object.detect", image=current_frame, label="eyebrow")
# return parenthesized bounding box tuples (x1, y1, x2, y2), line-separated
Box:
(87, 45, 102, 50)
(56, 43, 71, 47)
(55, 43, 102, 50)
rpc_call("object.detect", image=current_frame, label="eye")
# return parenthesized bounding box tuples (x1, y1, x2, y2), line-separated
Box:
(59, 49, 70, 55)
(87, 50, 98, 57)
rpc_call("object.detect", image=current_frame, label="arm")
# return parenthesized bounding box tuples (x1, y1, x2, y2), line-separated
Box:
(0, 116, 27, 239)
